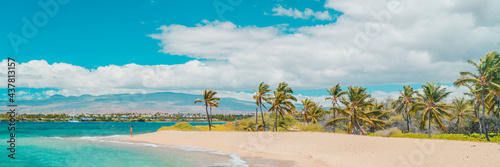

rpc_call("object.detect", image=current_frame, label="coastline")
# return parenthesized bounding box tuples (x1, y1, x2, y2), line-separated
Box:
(120, 131, 500, 167)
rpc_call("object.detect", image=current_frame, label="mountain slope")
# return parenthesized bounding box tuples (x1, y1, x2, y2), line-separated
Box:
(13, 92, 258, 114)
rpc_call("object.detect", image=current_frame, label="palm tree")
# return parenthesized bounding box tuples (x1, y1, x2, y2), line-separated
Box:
(209, 100, 220, 124)
(392, 85, 418, 133)
(450, 97, 475, 134)
(253, 82, 271, 131)
(325, 84, 347, 132)
(485, 80, 500, 119)
(363, 101, 390, 133)
(306, 106, 324, 124)
(411, 82, 452, 138)
(463, 84, 482, 120)
(194, 89, 220, 131)
(326, 86, 373, 135)
(484, 93, 500, 119)
(301, 98, 317, 124)
(268, 82, 297, 132)
(454, 51, 500, 141)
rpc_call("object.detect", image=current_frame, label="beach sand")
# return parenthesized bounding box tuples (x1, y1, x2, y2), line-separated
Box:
(121, 131, 500, 166)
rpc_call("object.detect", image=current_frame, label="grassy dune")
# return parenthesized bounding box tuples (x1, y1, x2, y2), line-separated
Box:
(159, 122, 500, 143)
(157, 122, 234, 131)
(368, 128, 500, 142)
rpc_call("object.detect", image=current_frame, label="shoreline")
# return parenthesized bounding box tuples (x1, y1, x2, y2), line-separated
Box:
(120, 131, 500, 167)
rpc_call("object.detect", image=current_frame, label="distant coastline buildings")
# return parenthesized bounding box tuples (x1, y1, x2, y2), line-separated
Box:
(0, 112, 255, 122)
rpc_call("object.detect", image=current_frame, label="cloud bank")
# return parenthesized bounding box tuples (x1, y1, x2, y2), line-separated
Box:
(2, 0, 499, 103)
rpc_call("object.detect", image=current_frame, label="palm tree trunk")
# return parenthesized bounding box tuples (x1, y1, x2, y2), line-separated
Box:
(407, 116, 410, 133)
(205, 104, 211, 131)
(259, 99, 265, 131)
(333, 102, 342, 133)
(273, 110, 278, 132)
(401, 111, 409, 133)
(256, 108, 258, 131)
(332, 104, 336, 133)
(406, 114, 410, 133)
(210, 106, 213, 129)
(476, 101, 482, 135)
(352, 109, 367, 135)
(304, 106, 309, 124)
(408, 105, 412, 133)
(354, 121, 366, 135)
(481, 86, 490, 141)
(497, 96, 499, 116)
(428, 111, 431, 138)
(409, 115, 412, 133)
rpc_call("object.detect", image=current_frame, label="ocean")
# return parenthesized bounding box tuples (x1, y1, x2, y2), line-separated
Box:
(0, 122, 246, 167)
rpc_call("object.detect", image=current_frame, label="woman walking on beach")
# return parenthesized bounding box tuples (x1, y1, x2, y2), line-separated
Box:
(130, 125, 133, 137)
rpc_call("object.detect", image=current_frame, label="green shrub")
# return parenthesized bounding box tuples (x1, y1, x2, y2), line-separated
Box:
(373, 127, 403, 137)
(299, 123, 324, 132)
(390, 133, 500, 143)
(157, 122, 196, 131)
(269, 113, 298, 131)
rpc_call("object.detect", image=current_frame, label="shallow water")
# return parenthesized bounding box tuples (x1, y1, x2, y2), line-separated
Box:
(1, 122, 244, 167)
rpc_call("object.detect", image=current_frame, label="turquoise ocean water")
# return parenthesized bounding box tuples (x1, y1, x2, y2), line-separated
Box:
(0, 122, 246, 167)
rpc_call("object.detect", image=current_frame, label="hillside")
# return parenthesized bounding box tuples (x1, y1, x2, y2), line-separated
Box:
(9, 92, 257, 114)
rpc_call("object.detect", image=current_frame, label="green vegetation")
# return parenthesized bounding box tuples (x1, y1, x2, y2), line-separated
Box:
(157, 122, 196, 131)
(298, 123, 324, 132)
(157, 113, 330, 132)
(369, 128, 500, 143)
(384, 133, 499, 143)
(370, 127, 403, 137)
(177, 51, 500, 143)
(157, 122, 234, 131)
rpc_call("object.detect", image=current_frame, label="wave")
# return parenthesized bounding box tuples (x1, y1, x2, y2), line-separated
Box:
(78, 135, 125, 140)
(75, 135, 248, 166)
(48, 136, 64, 140)
(171, 145, 248, 167)
(77, 135, 162, 148)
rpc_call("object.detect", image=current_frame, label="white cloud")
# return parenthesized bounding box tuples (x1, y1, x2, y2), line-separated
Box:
(371, 90, 400, 101)
(271, 5, 334, 21)
(1, 0, 498, 103)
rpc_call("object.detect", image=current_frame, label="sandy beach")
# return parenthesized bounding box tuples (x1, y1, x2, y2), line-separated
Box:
(121, 131, 500, 166)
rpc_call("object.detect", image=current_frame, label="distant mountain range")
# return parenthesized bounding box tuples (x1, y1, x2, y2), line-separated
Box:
(9, 92, 259, 114)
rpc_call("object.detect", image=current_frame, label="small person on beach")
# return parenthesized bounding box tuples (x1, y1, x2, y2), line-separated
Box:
(130, 125, 133, 137)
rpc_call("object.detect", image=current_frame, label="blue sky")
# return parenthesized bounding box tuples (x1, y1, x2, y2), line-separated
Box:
(1, 0, 499, 103)
(1, 0, 340, 68)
